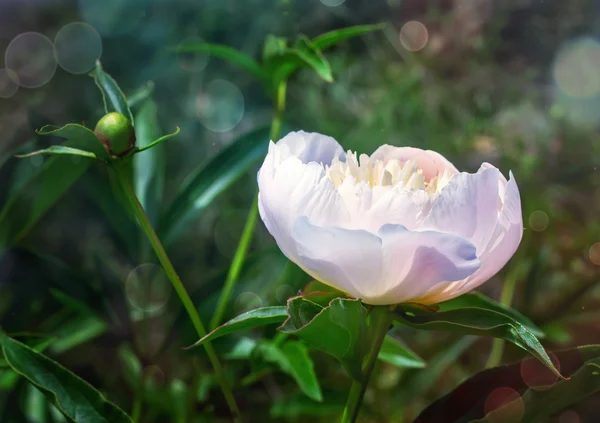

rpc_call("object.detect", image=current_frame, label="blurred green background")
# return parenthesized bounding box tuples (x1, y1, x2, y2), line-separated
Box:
(1, 0, 600, 422)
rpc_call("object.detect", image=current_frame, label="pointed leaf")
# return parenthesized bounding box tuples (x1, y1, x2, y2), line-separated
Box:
(312, 23, 386, 50)
(416, 345, 600, 423)
(90, 61, 134, 125)
(188, 306, 288, 349)
(378, 335, 426, 369)
(175, 42, 266, 82)
(394, 306, 563, 379)
(16, 145, 98, 160)
(134, 127, 180, 153)
(0, 156, 90, 252)
(279, 297, 368, 379)
(133, 98, 165, 226)
(437, 293, 544, 338)
(255, 341, 323, 402)
(158, 126, 271, 246)
(126, 81, 154, 110)
(288, 36, 333, 82)
(0, 332, 133, 423)
(36, 124, 110, 160)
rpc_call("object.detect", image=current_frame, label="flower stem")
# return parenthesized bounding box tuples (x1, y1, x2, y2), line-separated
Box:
(209, 80, 287, 329)
(341, 306, 392, 423)
(113, 164, 242, 422)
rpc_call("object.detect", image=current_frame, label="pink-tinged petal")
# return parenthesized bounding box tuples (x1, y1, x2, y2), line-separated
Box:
(291, 216, 383, 300)
(276, 130, 345, 165)
(423, 166, 500, 253)
(417, 172, 523, 304)
(368, 225, 480, 305)
(370, 145, 458, 181)
(258, 153, 350, 262)
(366, 184, 433, 231)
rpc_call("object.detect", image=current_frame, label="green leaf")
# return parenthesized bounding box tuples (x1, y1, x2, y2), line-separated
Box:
(262, 34, 288, 61)
(158, 126, 271, 245)
(134, 127, 180, 153)
(133, 98, 165, 226)
(0, 332, 133, 423)
(279, 298, 368, 379)
(188, 306, 288, 348)
(394, 306, 563, 379)
(255, 341, 323, 402)
(311, 23, 386, 50)
(378, 335, 426, 369)
(126, 81, 155, 110)
(90, 61, 134, 125)
(16, 145, 98, 160)
(25, 383, 48, 423)
(0, 156, 90, 252)
(36, 124, 110, 161)
(290, 36, 333, 82)
(417, 345, 600, 423)
(175, 42, 267, 82)
(437, 293, 544, 338)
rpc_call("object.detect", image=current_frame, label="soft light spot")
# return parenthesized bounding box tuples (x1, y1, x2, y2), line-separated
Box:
(178, 36, 209, 73)
(528, 210, 549, 232)
(320, 0, 346, 6)
(520, 353, 560, 391)
(554, 38, 600, 98)
(483, 387, 524, 423)
(126, 264, 171, 313)
(589, 242, 600, 265)
(54, 22, 103, 74)
(234, 292, 263, 314)
(558, 410, 581, 423)
(400, 21, 428, 52)
(0, 69, 19, 98)
(5, 32, 57, 88)
(196, 79, 244, 133)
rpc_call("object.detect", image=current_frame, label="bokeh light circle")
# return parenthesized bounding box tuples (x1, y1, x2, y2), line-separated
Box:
(54, 22, 103, 74)
(196, 79, 245, 133)
(178, 36, 209, 73)
(483, 387, 524, 423)
(520, 352, 560, 391)
(554, 38, 600, 98)
(528, 210, 549, 232)
(78, 0, 144, 37)
(5, 32, 57, 88)
(0, 69, 19, 98)
(558, 410, 581, 423)
(234, 292, 263, 315)
(400, 21, 429, 52)
(126, 264, 171, 313)
(321, 0, 346, 6)
(588, 242, 600, 265)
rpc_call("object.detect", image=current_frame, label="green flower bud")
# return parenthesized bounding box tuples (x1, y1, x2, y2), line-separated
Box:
(94, 112, 136, 157)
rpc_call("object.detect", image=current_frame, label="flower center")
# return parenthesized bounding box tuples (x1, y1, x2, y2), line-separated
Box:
(326, 150, 453, 194)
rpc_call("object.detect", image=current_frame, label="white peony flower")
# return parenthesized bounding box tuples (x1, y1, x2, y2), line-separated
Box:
(257, 131, 523, 305)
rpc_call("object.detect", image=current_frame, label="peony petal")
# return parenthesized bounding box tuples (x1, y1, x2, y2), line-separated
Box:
(258, 157, 350, 261)
(370, 145, 458, 181)
(366, 184, 433, 231)
(423, 165, 500, 253)
(291, 216, 383, 300)
(370, 225, 480, 305)
(275, 130, 345, 165)
(417, 172, 523, 304)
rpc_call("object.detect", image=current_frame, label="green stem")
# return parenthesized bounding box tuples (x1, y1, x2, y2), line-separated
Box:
(341, 307, 392, 423)
(113, 164, 242, 423)
(209, 80, 287, 329)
